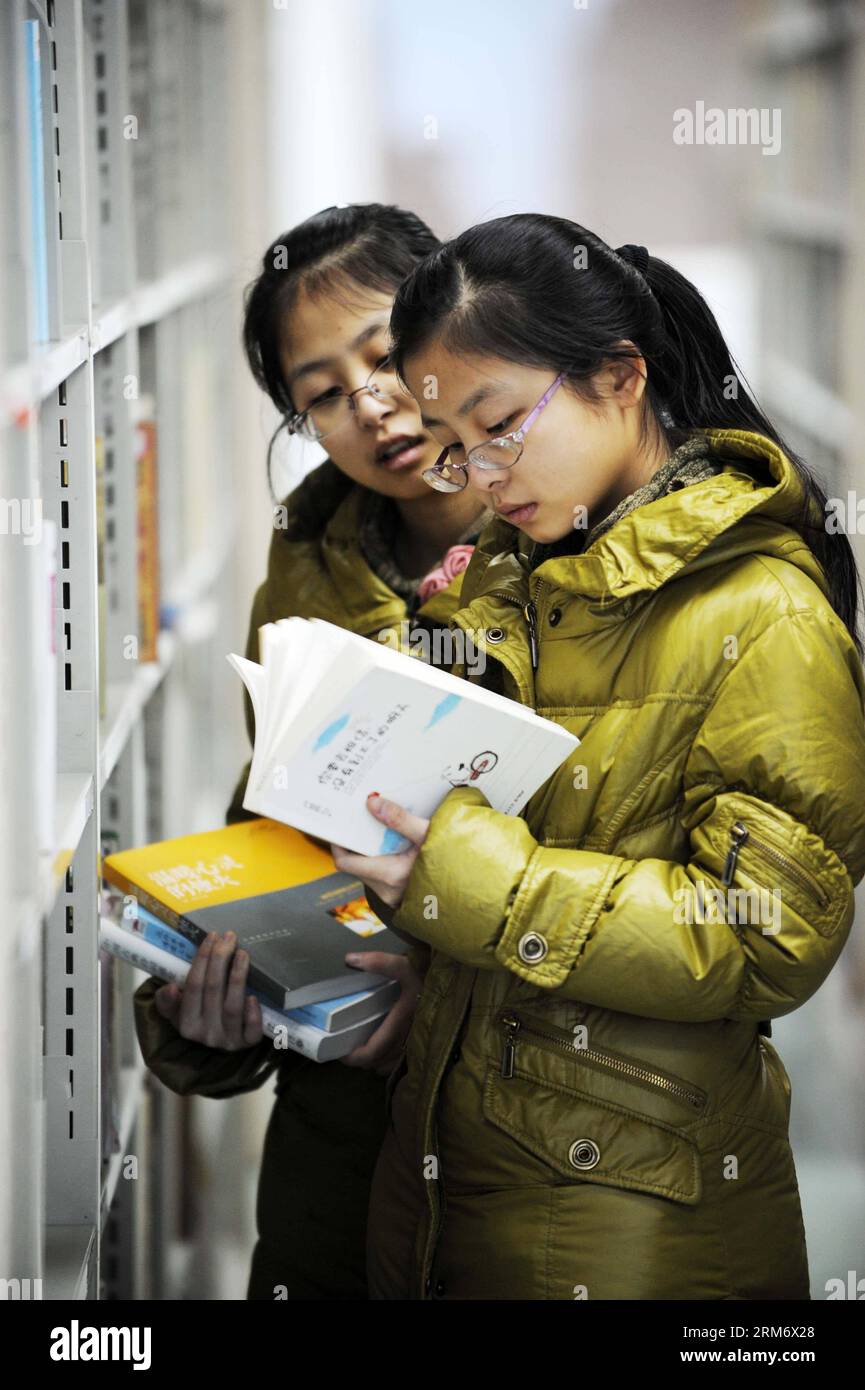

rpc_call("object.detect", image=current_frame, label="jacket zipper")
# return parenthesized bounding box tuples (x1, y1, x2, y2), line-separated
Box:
(499, 1013, 706, 1110)
(488, 592, 539, 670)
(721, 820, 828, 909)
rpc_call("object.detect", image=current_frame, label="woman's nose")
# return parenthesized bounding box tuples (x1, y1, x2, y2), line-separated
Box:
(468, 460, 509, 495)
(353, 387, 394, 428)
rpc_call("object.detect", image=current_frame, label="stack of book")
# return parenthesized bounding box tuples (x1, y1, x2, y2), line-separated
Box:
(101, 817, 403, 1062)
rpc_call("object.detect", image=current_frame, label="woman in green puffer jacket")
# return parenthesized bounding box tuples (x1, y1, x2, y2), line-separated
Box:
(132, 204, 489, 1300)
(331, 215, 865, 1300)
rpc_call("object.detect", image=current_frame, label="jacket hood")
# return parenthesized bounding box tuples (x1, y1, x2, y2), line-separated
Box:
(468, 430, 828, 614)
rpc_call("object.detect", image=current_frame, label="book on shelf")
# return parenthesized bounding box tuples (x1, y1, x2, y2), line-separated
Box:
(99, 946, 121, 1162)
(134, 396, 160, 662)
(98, 917, 388, 1063)
(101, 816, 409, 1013)
(227, 616, 579, 856)
(23, 18, 49, 343)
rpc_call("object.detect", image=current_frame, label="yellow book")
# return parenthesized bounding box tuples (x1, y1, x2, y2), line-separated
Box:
(102, 817, 403, 1010)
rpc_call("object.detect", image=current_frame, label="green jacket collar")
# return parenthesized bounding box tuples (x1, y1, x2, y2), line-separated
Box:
(461, 430, 827, 613)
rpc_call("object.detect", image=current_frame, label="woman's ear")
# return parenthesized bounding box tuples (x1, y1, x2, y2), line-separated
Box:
(597, 341, 648, 411)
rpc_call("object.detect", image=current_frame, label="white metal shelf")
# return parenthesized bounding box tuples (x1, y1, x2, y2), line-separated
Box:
(90, 253, 232, 354)
(1, 253, 232, 423)
(0, 327, 89, 423)
(44, 1224, 96, 1301)
(101, 1057, 147, 1223)
(5, 0, 250, 1302)
(38, 770, 94, 916)
(99, 628, 178, 792)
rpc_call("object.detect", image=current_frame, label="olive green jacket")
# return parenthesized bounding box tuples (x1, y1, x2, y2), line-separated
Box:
(367, 429, 865, 1300)
(133, 460, 467, 1100)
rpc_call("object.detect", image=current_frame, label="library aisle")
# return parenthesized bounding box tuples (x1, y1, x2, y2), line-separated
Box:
(2, 0, 865, 1307)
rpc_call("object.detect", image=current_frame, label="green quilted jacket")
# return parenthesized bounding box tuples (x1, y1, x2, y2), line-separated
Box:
(367, 428, 865, 1301)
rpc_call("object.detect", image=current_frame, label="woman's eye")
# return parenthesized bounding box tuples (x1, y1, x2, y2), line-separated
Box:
(305, 386, 343, 409)
(486, 414, 514, 436)
(445, 442, 466, 460)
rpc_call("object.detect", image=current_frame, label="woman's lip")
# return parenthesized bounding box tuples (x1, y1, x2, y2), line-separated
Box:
(376, 438, 426, 471)
(498, 502, 538, 523)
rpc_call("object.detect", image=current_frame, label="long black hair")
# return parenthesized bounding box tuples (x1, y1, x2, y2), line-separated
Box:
(389, 213, 862, 657)
(242, 203, 440, 504)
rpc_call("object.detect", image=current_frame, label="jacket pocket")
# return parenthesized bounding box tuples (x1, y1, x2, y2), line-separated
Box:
(498, 1010, 709, 1117)
(483, 1062, 702, 1206)
(714, 799, 845, 939)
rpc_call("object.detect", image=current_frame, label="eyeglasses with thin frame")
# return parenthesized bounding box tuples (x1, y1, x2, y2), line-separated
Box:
(288, 357, 408, 443)
(422, 373, 566, 492)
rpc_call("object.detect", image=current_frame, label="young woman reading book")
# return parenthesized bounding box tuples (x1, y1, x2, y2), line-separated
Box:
(331, 214, 865, 1299)
(133, 204, 489, 1300)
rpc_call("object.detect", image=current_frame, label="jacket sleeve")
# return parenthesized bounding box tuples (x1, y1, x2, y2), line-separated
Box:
(133, 975, 282, 1097)
(389, 608, 865, 1023)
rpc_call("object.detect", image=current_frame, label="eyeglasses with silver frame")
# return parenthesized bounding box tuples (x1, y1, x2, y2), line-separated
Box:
(422, 373, 566, 492)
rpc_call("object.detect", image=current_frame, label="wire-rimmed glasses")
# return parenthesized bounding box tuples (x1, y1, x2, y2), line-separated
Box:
(288, 357, 407, 443)
(422, 373, 565, 492)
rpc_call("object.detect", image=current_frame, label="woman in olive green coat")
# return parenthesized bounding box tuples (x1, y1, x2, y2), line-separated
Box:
(332, 216, 865, 1300)
(133, 205, 488, 1299)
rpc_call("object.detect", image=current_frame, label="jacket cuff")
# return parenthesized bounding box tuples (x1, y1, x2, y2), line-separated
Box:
(496, 845, 626, 987)
(390, 786, 537, 969)
(133, 975, 284, 1098)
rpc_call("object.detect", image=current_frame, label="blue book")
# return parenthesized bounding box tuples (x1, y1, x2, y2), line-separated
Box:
(24, 19, 49, 343)
(286, 979, 398, 1032)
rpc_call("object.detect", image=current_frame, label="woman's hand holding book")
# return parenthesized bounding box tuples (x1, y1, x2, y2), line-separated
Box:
(330, 792, 429, 910)
(338, 950, 424, 1075)
(152, 931, 265, 1051)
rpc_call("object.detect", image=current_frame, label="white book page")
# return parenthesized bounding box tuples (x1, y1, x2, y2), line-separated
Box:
(310, 617, 549, 725)
(224, 653, 267, 790)
(242, 662, 578, 854)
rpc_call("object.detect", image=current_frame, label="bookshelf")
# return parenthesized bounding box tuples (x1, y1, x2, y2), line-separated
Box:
(747, 0, 864, 485)
(0, 0, 262, 1300)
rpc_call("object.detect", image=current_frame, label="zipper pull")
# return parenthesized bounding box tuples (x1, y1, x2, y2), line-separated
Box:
(721, 821, 749, 887)
(524, 601, 538, 671)
(501, 1016, 520, 1078)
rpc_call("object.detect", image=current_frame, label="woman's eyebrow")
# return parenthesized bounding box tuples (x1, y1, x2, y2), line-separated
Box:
(458, 383, 503, 416)
(285, 318, 389, 387)
(421, 382, 503, 430)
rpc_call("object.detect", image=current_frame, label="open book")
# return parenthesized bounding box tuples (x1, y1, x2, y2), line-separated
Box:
(227, 618, 579, 856)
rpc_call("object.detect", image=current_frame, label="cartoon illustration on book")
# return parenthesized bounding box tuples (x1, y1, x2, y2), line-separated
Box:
(441, 750, 499, 787)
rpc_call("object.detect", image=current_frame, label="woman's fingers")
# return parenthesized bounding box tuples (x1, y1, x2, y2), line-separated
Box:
(222, 946, 251, 1048)
(199, 932, 237, 1045)
(366, 792, 429, 847)
(153, 982, 182, 1025)
(345, 949, 411, 981)
(242, 992, 264, 1046)
(177, 934, 214, 1034)
(340, 1001, 408, 1069)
